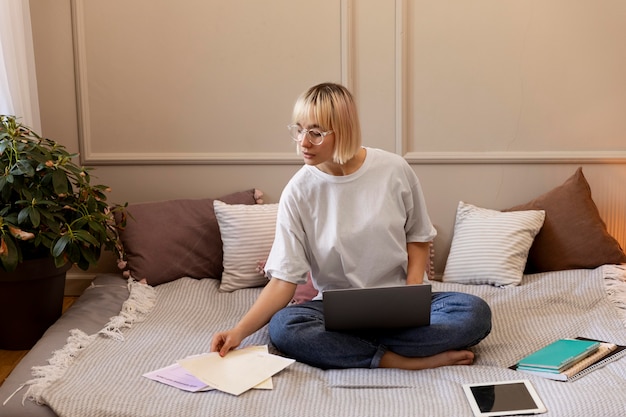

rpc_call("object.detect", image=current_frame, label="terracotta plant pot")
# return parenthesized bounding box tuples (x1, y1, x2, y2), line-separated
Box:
(0, 257, 71, 350)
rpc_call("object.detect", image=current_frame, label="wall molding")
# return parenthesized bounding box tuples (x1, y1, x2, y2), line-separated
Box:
(71, 0, 91, 163)
(404, 151, 626, 164)
(72, 1, 625, 166)
(84, 150, 626, 165)
(394, 0, 408, 157)
(65, 272, 96, 296)
(393, 2, 626, 165)
(82, 152, 304, 165)
(341, 0, 354, 91)
(71, 0, 354, 166)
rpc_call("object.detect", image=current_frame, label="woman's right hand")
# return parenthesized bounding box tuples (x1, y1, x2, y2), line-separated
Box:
(211, 328, 245, 357)
(209, 278, 297, 357)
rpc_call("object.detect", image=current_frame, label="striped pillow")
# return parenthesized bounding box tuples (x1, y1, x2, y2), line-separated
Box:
(442, 201, 545, 286)
(213, 200, 278, 292)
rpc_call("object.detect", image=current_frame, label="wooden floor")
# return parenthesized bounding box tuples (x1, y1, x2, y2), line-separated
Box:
(0, 297, 77, 388)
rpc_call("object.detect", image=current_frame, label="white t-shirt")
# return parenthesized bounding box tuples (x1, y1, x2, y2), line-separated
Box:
(264, 147, 436, 298)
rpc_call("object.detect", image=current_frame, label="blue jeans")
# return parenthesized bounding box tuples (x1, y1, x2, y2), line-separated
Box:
(268, 291, 492, 369)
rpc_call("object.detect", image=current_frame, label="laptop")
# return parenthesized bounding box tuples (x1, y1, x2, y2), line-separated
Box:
(322, 284, 431, 331)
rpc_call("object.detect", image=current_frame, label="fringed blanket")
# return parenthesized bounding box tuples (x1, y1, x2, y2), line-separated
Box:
(24, 266, 626, 417)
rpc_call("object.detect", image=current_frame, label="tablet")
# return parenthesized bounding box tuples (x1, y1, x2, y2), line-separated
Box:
(462, 380, 547, 417)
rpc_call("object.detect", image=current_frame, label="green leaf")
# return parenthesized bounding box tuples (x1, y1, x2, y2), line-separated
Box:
(17, 207, 31, 224)
(73, 229, 100, 247)
(88, 221, 106, 237)
(11, 160, 35, 176)
(53, 254, 68, 269)
(29, 206, 41, 227)
(75, 256, 90, 271)
(65, 241, 81, 264)
(51, 235, 71, 257)
(79, 245, 100, 265)
(37, 231, 55, 248)
(38, 208, 56, 223)
(52, 169, 69, 195)
(17, 206, 42, 228)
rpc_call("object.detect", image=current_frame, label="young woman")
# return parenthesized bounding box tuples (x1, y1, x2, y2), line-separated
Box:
(211, 83, 491, 370)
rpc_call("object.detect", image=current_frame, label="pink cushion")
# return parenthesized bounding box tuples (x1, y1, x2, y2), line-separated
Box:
(290, 275, 318, 304)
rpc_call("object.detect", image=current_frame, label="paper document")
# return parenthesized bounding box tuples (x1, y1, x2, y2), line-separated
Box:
(143, 346, 275, 392)
(143, 363, 213, 392)
(178, 345, 295, 396)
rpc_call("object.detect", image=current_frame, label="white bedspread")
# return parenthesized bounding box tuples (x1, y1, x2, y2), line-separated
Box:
(28, 266, 626, 417)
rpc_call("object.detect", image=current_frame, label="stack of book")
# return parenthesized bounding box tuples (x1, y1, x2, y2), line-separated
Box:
(512, 337, 626, 381)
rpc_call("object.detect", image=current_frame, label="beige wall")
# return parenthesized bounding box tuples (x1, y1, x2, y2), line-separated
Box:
(29, 0, 626, 279)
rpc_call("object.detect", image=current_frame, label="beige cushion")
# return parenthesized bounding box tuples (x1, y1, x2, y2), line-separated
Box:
(443, 201, 545, 286)
(214, 200, 278, 292)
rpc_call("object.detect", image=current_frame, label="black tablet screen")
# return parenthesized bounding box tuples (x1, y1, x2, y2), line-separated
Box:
(470, 382, 538, 412)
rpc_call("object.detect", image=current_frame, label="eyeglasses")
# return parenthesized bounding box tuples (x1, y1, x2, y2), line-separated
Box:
(287, 124, 333, 146)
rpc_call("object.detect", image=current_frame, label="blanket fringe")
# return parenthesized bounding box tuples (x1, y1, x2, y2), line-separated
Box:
(603, 264, 626, 327)
(17, 278, 156, 406)
(99, 278, 156, 341)
(21, 329, 96, 405)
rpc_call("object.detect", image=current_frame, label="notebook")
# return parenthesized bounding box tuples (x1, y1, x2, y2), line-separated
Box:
(511, 337, 626, 382)
(516, 338, 600, 372)
(322, 284, 431, 331)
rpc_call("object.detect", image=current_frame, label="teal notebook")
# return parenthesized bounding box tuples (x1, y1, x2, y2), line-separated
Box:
(517, 338, 600, 371)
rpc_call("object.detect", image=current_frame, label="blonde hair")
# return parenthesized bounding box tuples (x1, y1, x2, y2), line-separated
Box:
(292, 83, 362, 165)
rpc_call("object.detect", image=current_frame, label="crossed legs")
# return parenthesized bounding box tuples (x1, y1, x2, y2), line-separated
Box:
(268, 291, 492, 370)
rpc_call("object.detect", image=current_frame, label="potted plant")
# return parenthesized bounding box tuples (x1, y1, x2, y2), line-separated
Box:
(0, 115, 126, 349)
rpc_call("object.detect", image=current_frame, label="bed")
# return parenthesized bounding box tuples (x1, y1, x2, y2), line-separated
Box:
(2, 168, 626, 417)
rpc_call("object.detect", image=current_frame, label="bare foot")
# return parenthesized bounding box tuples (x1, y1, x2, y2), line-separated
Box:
(379, 350, 474, 370)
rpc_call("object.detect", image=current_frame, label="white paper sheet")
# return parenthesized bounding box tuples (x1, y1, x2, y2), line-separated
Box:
(143, 346, 275, 392)
(178, 345, 295, 396)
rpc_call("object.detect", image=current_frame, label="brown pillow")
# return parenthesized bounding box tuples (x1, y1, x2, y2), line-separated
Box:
(117, 189, 258, 285)
(505, 168, 626, 273)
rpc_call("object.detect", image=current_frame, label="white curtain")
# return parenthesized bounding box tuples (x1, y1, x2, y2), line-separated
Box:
(0, 0, 41, 131)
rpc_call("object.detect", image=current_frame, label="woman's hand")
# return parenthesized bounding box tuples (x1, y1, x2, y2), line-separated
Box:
(211, 327, 245, 357)
(209, 278, 297, 357)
